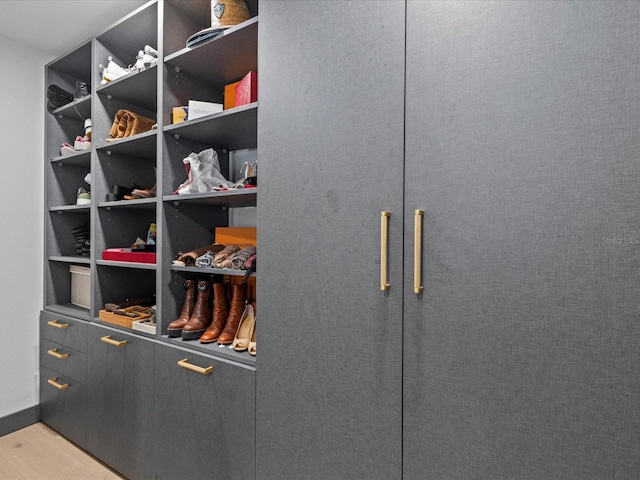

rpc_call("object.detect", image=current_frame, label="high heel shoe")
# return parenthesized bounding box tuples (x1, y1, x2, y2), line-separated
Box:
(248, 318, 256, 356)
(232, 303, 255, 351)
(131, 166, 157, 198)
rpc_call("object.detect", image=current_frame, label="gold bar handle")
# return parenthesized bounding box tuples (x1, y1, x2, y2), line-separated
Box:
(47, 378, 69, 390)
(48, 320, 69, 329)
(380, 211, 391, 291)
(47, 349, 69, 359)
(414, 209, 424, 294)
(100, 335, 128, 347)
(178, 358, 213, 375)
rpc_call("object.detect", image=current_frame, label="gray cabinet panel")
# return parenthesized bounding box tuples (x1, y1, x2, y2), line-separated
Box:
(153, 343, 255, 480)
(40, 366, 87, 449)
(40, 310, 88, 353)
(87, 324, 155, 480)
(40, 339, 87, 384)
(404, 1, 640, 478)
(256, 2, 405, 479)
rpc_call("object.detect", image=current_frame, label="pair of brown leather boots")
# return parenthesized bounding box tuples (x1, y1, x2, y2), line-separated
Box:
(167, 279, 246, 344)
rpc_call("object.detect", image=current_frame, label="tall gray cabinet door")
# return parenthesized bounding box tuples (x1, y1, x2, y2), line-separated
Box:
(256, 2, 405, 479)
(87, 324, 155, 480)
(404, 1, 640, 478)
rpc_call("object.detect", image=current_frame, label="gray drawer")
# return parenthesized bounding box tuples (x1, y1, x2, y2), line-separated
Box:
(40, 366, 87, 449)
(40, 338, 87, 384)
(40, 310, 88, 353)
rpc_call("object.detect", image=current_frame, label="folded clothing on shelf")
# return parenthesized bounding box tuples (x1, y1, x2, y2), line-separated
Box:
(107, 108, 156, 141)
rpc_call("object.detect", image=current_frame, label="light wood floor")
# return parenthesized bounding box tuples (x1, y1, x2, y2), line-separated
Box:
(0, 423, 124, 480)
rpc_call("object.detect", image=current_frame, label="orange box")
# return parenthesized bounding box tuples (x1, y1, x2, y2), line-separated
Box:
(235, 71, 257, 107)
(172, 106, 188, 124)
(224, 81, 240, 110)
(215, 227, 257, 246)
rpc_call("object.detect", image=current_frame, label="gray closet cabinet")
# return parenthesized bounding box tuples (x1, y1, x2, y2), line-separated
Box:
(257, 1, 640, 479)
(39, 311, 88, 449)
(86, 324, 155, 480)
(403, 2, 640, 478)
(256, 2, 406, 479)
(153, 343, 256, 480)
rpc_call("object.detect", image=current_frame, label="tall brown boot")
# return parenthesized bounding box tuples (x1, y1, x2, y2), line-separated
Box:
(181, 280, 212, 340)
(200, 282, 229, 344)
(167, 279, 196, 337)
(217, 283, 247, 345)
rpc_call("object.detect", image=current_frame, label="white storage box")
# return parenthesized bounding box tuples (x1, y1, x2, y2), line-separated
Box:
(70, 265, 90, 309)
(188, 100, 223, 120)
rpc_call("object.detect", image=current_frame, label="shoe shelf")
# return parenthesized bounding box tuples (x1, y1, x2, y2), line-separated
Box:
(50, 96, 92, 121)
(95, 259, 157, 270)
(162, 189, 256, 207)
(49, 205, 91, 213)
(50, 151, 91, 168)
(162, 103, 257, 151)
(45, 0, 259, 360)
(95, 66, 157, 113)
(171, 265, 256, 278)
(97, 198, 157, 210)
(95, 130, 157, 156)
(164, 16, 258, 90)
(49, 256, 91, 265)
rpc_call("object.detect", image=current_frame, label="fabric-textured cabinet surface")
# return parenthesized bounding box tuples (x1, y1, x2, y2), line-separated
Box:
(256, 1, 406, 479)
(403, 1, 640, 478)
(87, 324, 155, 480)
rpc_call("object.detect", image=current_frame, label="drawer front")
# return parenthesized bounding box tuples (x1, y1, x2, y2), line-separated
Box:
(40, 310, 88, 353)
(40, 338, 87, 384)
(40, 366, 87, 449)
(154, 343, 256, 480)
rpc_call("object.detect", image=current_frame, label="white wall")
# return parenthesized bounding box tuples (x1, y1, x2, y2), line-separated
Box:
(0, 35, 51, 419)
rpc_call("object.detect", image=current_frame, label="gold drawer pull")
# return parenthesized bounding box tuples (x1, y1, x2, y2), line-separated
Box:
(48, 320, 69, 329)
(414, 209, 424, 294)
(178, 358, 213, 375)
(47, 348, 69, 359)
(380, 211, 390, 291)
(47, 378, 69, 390)
(100, 335, 127, 347)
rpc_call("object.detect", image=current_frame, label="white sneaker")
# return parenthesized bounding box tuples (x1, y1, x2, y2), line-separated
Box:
(100, 56, 130, 83)
(76, 188, 91, 205)
(61, 142, 75, 156)
(74, 135, 91, 151)
(84, 118, 92, 140)
(144, 45, 158, 56)
(130, 50, 146, 73)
